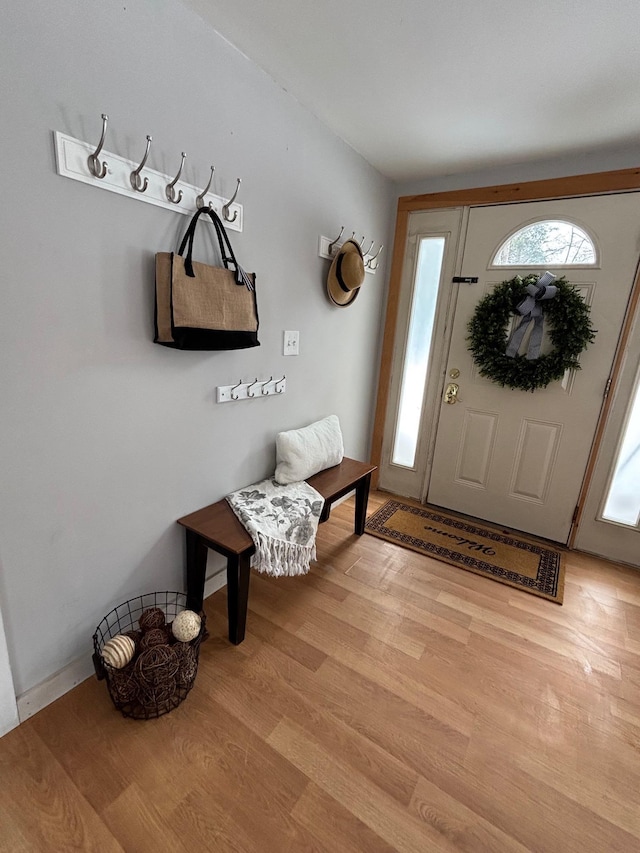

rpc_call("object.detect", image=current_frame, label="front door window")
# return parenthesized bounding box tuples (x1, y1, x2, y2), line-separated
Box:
(493, 219, 596, 266)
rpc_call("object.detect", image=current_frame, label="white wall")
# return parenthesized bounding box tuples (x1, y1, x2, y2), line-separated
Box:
(0, 0, 394, 700)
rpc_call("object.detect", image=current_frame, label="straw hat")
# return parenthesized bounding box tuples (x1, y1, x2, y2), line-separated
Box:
(326, 240, 365, 306)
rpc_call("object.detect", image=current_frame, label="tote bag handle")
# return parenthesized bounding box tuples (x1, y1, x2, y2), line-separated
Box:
(178, 207, 254, 290)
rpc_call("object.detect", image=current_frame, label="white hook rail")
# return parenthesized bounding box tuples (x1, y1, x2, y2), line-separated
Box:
(216, 376, 286, 403)
(53, 130, 243, 231)
(318, 233, 381, 274)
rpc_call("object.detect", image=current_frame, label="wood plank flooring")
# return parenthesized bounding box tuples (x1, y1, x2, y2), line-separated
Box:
(1, 491, 640, 851)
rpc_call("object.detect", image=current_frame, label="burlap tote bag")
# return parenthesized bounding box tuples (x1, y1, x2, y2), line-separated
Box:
(155, 207, 259, 350)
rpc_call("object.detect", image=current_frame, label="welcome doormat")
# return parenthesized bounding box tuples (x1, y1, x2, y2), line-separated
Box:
(365, 500, 564, 603)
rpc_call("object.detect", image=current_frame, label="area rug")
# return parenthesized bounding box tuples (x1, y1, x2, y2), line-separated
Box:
(365, 500, 564, 603)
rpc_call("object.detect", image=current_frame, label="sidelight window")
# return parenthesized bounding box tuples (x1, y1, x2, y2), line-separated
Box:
(601, 363, 640, 527)
(391, 236, 445, 468)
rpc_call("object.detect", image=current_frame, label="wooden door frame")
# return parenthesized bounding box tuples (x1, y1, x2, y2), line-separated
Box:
(371, 167, 640, 542)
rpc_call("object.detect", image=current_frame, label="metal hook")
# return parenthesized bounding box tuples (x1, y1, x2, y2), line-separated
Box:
(230, 379, 243, 401)
(166, 152, 186, 204)
(196, 165, 215, 209)
(87, 113, 109, 179)
(364, 239, 375, 257)
(261, 376, 273, 395)
(275, 375, 285, 393)
(222, 178, 241, 222)
(367, 244, 384, 270)
(328, 226, 344, 255)
(358, 235, 366, 249)
(130, 135, 152, 193)
(247, 378, 260, 398)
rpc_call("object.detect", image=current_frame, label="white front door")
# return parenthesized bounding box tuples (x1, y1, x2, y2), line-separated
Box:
(427, 193, 640, 544)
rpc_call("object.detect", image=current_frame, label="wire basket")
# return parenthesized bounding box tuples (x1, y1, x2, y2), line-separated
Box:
(92, 591, 206, 720)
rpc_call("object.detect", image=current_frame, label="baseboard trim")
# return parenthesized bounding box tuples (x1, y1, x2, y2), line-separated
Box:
(204, 567, 227, 600)
(17, 655, 95, 723)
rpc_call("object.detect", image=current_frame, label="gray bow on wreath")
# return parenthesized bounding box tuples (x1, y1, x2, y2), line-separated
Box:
(505, 271, 557, 360)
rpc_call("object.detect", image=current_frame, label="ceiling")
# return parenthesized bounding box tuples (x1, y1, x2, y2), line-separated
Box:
(183, 0, 640, 183)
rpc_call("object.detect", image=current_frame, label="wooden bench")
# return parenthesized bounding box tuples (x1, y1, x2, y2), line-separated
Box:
(177, 457, 376, 645)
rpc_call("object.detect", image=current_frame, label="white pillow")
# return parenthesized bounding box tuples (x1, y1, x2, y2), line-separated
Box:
(274, 415, 344, 484)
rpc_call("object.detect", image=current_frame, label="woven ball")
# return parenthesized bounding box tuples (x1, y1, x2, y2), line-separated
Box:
(174, 643, 197, 686)
(139, 607, 166, 632)
(124, 629, 142, 651)
(171, 610, 202, 642)
(138, 677, 178, 707)
(102, 634, 136, 669)
(109, 670, 139, 704)
(136, 645, 179, 685)
(140, 628, 169, 650)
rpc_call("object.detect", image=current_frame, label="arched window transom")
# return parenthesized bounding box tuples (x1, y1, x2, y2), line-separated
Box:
(493, 220, 597, 266)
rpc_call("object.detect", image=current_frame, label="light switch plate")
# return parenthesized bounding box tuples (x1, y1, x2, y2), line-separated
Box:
(283, 330, 299, 356)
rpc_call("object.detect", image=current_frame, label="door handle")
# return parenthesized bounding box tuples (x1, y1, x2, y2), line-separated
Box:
(444, 382, 459, 404)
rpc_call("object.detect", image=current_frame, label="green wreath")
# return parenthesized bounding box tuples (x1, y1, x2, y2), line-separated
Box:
(466, 274, 596, 392)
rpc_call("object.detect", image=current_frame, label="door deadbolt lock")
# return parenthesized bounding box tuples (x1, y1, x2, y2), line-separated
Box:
(449, 368, 460, 379)
(444, 382, 459, 404)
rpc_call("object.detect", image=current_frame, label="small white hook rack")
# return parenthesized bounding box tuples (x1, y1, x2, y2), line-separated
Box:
(318, 231, 382, 274)
(53, 125, 243, 230)
(217, 376, 286, 403)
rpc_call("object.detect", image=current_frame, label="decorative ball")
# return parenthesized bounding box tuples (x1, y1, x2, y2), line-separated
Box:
(171, 610, 202, 643)
(174, 643, 198, 685)
(124, 629, 142, 649)
(138, 677, 177, 709)
(136, 645, 179, 685)
(102, 634, 136, 669)
(140, 628, 169, 650)
(109, 670, 139, 704)
(139, 607, 166, 632)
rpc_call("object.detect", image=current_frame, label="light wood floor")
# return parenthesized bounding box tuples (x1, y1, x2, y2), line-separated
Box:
(1, 491, 640, 852)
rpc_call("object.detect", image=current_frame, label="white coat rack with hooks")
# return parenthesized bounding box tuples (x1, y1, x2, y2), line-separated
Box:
(53, 114, 243, 231)
(318, 228, 383, 274)
(216, 376, 286, 403)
